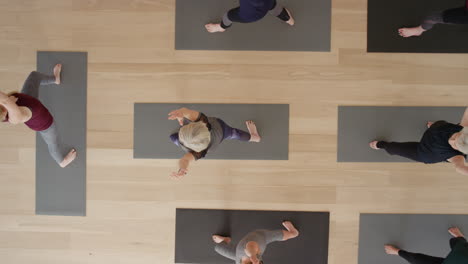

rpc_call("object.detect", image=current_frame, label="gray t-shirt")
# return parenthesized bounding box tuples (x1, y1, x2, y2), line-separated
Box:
(177, 113, 224, 160)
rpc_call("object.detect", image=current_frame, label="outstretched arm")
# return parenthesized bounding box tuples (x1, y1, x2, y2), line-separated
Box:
(460, 107, 468, 127)
(449, 155, 468, 176)
(171, 152, 195, 179)
(168, 107, 200, 125)
(0, 92, 30, 124)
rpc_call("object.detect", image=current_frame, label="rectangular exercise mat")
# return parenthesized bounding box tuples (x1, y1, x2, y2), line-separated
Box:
(359, 214, 468, 264)
(175, 0, 331, 51)
(175, 208, 330, 264)
(337, 106, 465, 162)
(133, 103, 289, 160)
(36, 51, 87, 216)
(368, 0, 468, 53)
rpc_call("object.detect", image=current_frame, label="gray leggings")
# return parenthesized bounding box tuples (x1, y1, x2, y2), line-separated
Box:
(22, 71, 69, 165)
(215, 241, 237, 261)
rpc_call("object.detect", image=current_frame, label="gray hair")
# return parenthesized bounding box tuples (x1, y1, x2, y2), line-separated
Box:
(179, 121, 211, 152)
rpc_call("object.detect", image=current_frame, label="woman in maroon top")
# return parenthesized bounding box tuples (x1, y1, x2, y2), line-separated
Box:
(398, 0, 468, 37)
(0, 64, 76, 168)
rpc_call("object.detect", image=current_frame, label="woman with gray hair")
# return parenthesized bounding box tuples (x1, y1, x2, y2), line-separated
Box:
(369, 107, 468, 175)
(168, 107, 261, 178)
(212, 221, 299, 264)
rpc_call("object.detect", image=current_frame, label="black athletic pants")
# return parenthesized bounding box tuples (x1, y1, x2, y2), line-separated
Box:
(398, 237, 467, 264)
(421, 6, 468, 30)
(376, 141, 423, 162)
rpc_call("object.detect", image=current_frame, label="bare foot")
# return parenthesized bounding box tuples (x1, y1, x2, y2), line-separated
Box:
(282, 221, 299, 237)
(427, 121, 434, 128)
(398, 26, 425, 38)
(285, 8, 295, 26)
(212, 235, 231, 244)
(59, 149, 77, 168)
(53, 64, 62, 85)
(205, 23, 226, 33)
(385, 245, 400, 255)
(449, 227, 465, 238)
(246, 120, 261, 142)
(369, 141, 380, 150)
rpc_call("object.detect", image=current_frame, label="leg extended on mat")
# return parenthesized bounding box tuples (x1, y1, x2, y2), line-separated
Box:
(398, 5, 468, 38)
(21, 64, 77, 168)
(205, 0, 294, 33)
(369, 141, 423, 162)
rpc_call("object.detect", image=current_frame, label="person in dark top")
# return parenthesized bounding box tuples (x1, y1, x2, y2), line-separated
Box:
(168, 107, 261, 178)
(369, 108, 468, 175)
(205, 0, 294, 33)
(0, 64, 77, 168)
(384, 227, 468, 264)
(398, 0, 468, 37)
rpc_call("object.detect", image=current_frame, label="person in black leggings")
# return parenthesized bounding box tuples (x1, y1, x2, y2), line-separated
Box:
(399, 0, 468, 37)
(385, 227, 468, 264)
(369, 107, 468, 176)
(205, 0, 294, 33)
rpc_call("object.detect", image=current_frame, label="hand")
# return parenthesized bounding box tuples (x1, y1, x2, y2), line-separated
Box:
(171, 168, 188, 179)
(168, 108, 186, 126)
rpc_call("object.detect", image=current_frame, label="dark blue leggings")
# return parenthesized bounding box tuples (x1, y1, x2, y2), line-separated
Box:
(218, 119, 251, 142)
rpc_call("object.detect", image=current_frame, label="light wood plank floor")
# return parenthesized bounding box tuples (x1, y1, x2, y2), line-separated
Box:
(1, 0, 468, 263)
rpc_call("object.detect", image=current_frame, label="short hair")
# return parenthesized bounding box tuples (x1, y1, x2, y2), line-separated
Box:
(178, 121, 211, 152)
(455, 127, 468, 154)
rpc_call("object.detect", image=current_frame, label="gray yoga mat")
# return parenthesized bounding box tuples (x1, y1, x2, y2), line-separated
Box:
(134, 103, 289, 160)
(359, 214, 468, 264)
(337, 106, 465, 162)
(175, 208, 330, 264)
(175, 0, 331, 51)
(36, 51, 87, 216)
(368, 0, 468, 53)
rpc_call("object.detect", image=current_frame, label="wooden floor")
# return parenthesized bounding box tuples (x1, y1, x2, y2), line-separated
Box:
(1, 0, 468, 263)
